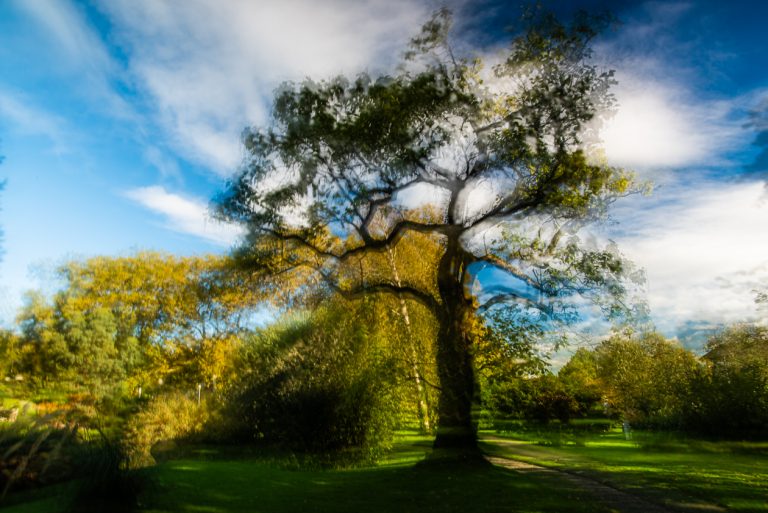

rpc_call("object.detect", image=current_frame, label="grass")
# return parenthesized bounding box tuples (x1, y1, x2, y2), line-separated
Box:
(6, 424, 767, 513)
(136, 434, 607, 513)
(480, 423, 768, 513)
(1, 431, 609, 513)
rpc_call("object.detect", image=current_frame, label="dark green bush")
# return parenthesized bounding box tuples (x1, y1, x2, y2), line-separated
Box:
(0, 410, 144, 513)
(226, 307, 400, 464)
(67, 432, 145, 513)
(483, 375, 580, 423)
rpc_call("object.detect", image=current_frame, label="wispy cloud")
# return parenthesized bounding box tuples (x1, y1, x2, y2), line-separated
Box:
(100, 0, 432, 174)
(611, 180, 768, 337)
(0, 90, 70, 153)
(124, 186, 244, 246)
(13, 0, 135, 121)
(143, 146, 182, 183)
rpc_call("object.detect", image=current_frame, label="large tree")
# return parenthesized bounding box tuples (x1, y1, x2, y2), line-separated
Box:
(217, 9, 640, 450)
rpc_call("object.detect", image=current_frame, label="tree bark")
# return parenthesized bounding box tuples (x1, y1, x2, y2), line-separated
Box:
(432, 235, 478, 451)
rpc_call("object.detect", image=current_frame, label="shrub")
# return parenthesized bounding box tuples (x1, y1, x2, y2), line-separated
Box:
(67, 432, 145, 513)
(0, 408, 143, 513)
(226, 307, 400, 464)
(122, 391, 212, 467)
(483, 375, 580, 423)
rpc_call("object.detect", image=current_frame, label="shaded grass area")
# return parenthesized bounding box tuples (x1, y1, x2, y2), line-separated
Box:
(481, 425, 768, 513)
(139, 453, 604, 512)
(1, 432, 608, 513)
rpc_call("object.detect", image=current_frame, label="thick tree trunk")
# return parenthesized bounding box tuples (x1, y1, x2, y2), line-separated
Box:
(432, 236, 478, 451)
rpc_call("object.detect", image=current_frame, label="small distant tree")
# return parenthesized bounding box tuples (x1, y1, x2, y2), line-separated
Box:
(0, 329, 20, 378)
(218, 9, 642, 450)
(559, 347, 602, 415)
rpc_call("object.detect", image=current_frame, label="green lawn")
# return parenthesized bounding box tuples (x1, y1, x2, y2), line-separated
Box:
(6, 426, 766, 513)
(1, 432, 608, 513)
(480, 425, 768, 513)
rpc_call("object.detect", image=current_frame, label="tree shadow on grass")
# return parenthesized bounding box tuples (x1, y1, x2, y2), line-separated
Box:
(140, 453, 608, 513)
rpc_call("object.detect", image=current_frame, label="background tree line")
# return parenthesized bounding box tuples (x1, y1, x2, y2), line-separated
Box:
(482, 326, 768, 438)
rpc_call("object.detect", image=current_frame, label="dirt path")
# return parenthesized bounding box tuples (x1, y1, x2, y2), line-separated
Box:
(482, 436, 727, 513)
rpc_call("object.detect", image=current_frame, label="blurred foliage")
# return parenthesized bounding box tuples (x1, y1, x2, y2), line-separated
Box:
(593, 332, 700, 428)
(223, 298, 417, 464)
(9, 253, 265, 406)
(122, 391, 215, 468)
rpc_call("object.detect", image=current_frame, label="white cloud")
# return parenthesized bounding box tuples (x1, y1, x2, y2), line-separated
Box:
(124, 186, 244, 246)
(600, 75, 746, 170)
(13, 0, 136, 121)
(100, 0, 433, 174)
(590, 2, 750, 171)
(143, 146, 182, 182)
(0, 90, 69, 153)
(612, 180, 768, 335)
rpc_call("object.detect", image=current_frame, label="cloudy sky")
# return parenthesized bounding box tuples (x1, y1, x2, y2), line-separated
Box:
(0, 0, 766, 347)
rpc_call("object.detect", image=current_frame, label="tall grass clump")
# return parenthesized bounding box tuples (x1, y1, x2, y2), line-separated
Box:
(0, 407, 145, 513)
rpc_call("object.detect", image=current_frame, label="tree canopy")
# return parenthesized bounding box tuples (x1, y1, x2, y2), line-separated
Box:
(217, 9, 642, 450)
(14, 253, 265, 399)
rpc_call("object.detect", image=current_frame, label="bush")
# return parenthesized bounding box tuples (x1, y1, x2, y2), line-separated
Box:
(0, 408, 144, 513)
(67, 432, 145, 513)
(225, 307, 400, 464)
(483, 375, 580, 423)
(122, 391, 213, 467)
(682, 363, 768, 438)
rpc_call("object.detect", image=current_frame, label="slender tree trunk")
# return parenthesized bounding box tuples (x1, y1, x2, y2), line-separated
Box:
(432, 235, 478, 451)
(386, 246, 431, 434)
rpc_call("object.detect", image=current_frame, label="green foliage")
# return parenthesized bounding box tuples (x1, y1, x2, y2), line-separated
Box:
(482, 374, 580, 424)
(11, 253, 264, 412)
(594, 332, 699, 428)
(17, 296, 136, 398)
(685, 325, 768, 437)
(549, 326, 768, 438)
(558, 348, 602, 415)
(122, 391, 213, 468)
(0, 410, 79, 496)
(0, 329, 20, 379)
(226, 301, 402, 463)
(0, 407, 142, 513)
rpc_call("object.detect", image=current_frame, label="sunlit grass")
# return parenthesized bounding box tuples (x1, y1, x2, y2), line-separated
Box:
(0, 431, 609, 513)
(481, 426, 768, 512)
(6, 426, 767, 513)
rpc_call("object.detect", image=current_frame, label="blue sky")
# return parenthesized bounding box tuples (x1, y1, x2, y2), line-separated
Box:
(0, 0, 766, 347)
